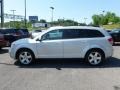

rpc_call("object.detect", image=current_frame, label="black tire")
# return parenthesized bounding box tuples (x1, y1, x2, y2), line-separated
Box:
(85, 49, 105, 66)
(113, 42, 115, 46)
(17, 49, 34, 65)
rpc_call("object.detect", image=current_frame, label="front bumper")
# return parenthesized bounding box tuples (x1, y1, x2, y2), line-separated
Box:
(9, 45, 16, 60)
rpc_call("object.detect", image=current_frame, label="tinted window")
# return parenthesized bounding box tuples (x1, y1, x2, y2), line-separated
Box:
(42, 29, 104, 40)
(21, 29, 28, 33)
(62, 29, 104, 39)
(17, 29, 29, 33)
(0, 29, 16, 34)
(63, 29, 86, 39)
(86, 30, 104, 37)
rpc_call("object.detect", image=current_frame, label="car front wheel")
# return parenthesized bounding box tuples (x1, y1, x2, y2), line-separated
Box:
(17, 50, 34, 65)
(85, 50, 104, 66)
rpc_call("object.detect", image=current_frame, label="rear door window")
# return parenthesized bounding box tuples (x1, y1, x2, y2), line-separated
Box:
(62, 29, 87, 39)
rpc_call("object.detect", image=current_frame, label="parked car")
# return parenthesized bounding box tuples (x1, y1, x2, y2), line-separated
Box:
(30, 30, 43, 38)
(106, 30, 111, 33)
(0, 29, 29, 45)
(9, 26, 113, 66)
(109, 29, 120, 43)
(0, 32, 8, 49)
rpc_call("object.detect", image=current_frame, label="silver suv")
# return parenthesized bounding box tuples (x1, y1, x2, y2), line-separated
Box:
(9, 26, 113, 66)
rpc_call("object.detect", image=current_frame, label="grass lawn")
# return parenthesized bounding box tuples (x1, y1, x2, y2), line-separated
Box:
(103, 24, 120, 30)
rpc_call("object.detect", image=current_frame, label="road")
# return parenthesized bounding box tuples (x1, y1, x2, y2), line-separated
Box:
(0, 46, 120, 90)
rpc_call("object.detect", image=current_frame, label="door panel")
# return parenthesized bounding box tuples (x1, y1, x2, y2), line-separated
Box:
(63, 39, 87, 58)
(62, 29, 87, 58)
(36, 29, 64, 58)
(36, 40, 63, 58)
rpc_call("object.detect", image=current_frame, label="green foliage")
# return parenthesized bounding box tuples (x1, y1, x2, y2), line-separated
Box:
(103, 24, 120, 29)
(92, 15, 101, 26)
(50, 19, 79, 26)
(39, 19, 47, 23)
(4, 21, 32, 29)
(92, 12, 120, 26)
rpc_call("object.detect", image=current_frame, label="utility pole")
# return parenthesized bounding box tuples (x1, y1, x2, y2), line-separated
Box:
(24, 0, 27, 28)
(50, 7, 54, 26)
(73, 18, 75, 26)
(10, 10, 16, 28)
(0, 0, 4, 28)
(84, 18, 87, 24)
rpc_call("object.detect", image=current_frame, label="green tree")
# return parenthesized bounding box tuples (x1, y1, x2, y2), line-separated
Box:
(92, 12, 120, 26)
(3, 21, 32, 29)
(92, 15, 101, 26)
(39, 19, 47, 23)
(49, 19, 79, 26)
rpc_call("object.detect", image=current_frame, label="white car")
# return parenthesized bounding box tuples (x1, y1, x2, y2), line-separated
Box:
(9, 26, 113, 66)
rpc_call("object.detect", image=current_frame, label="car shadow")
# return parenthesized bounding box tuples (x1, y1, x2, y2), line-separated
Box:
(0, 48, 8, 54)
(14, 57, 120, 70)
(114, 86, 120, 90)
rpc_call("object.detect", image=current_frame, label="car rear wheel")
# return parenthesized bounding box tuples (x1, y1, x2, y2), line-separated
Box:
(85, 50, 104, 66)
(17, 50, 34, 65)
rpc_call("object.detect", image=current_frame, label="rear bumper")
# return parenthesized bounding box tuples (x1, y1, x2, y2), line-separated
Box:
(105, 46, 113, 58)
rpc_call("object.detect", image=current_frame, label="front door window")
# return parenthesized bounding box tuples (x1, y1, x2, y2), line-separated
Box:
(42, 30, 63, 40)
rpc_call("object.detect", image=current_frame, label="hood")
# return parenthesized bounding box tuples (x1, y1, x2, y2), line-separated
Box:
(12, 38, 36, 45)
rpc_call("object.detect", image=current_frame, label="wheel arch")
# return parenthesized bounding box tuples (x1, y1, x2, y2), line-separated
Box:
(15, 48, 35, 59)
(84, 48, 105, 59)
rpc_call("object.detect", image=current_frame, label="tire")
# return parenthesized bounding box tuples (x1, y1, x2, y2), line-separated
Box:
(113, 42, 115, 46)
(17, 49, 34, 65)
(85, 50, 105, 66)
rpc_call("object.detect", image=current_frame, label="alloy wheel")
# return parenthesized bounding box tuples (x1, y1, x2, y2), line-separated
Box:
(88, 52, 102, 65)
(19, 51, 32, 65)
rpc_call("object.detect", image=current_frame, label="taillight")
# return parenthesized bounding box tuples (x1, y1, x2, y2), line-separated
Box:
(108, 38, 113, 45)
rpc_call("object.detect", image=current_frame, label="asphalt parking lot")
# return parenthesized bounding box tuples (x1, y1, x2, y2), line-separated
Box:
(0, 45, 120, 90)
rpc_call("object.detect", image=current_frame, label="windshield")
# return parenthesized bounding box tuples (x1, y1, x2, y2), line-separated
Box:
(112, 29, 120, 33)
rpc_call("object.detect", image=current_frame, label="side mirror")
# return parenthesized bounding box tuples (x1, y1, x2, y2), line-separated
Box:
(36, 38, 42, 42)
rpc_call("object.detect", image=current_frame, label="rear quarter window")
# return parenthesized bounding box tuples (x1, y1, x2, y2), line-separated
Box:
(86, 29, 105, 38)
(17, 29, 29, 35)
(17, 29, 28, 32)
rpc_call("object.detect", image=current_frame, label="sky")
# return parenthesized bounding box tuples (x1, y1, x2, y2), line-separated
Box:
(4, 0, 120, 23)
